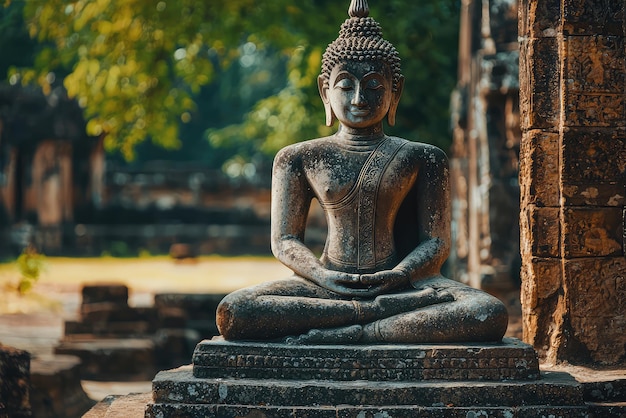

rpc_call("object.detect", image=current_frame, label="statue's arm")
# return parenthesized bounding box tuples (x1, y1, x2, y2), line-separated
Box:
(394, 145, 451, 285)
(270, 147, 363, 295)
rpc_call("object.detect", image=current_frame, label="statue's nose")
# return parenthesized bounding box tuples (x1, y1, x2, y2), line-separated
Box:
(351, 85, 366, 106)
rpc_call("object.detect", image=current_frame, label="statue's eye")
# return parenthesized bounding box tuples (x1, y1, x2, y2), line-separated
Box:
(365, 79, 383, 90)
(335, 79, 354, 90)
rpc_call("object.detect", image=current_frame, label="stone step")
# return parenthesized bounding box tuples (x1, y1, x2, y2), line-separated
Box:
(152, 366, 584, 408)
(83, 393, 151, 418)
(54, 338, 156, 381)
(192, 337, 539, 382)
(145, 403, 591, 417)
(582, 378, 626, 402)
(586, 402, 626, 418)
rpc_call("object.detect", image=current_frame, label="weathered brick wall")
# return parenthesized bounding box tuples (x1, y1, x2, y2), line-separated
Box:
(519, 0, 626, 364)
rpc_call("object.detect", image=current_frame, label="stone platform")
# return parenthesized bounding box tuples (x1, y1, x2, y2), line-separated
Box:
(141, 338, 596, 417)
(192, 337, 539, 381)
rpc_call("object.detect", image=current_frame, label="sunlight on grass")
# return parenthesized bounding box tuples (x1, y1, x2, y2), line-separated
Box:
(0, 255, 292, 295)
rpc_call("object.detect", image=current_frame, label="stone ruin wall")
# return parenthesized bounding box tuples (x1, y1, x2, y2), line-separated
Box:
(519, 0, 626, 365)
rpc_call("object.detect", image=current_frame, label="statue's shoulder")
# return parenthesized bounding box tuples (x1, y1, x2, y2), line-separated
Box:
(273, 137, 335, 168)
(389, 137, 448, 165)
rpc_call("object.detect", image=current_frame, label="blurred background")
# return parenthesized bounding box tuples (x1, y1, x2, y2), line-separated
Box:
(0, 0, 522, 411)
(0, 0, 521, 294)
(0, 0, 460, 259)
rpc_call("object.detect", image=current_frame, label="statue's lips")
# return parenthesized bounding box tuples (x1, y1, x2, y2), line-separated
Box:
(349, 109, 370, 116)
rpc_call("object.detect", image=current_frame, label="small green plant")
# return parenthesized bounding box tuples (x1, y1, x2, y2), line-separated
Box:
(15, 246, 46, 295)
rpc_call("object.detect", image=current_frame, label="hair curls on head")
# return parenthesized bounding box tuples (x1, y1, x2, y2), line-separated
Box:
(321, 0, 402, 92)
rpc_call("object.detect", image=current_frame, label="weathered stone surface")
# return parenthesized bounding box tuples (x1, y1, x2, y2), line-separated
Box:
(520, 205, 560, 258)
(565, 36, 625, 93)
(154, 366, 580, 407)
(562, 36, 626, 127)
(583, 378, 626, 402)
(560, 128, 626, 207)
(562, 207, 623, 257)
(146, 403, 591, 418)
(519, 39, 560, 130)
(564, 92, 625, 128)
(518, 0, 561, 38)
(84, 393, 150, 418)
(520, 0, 626, 366)
(0, 344, 30, 418)
(54, 338, 156, 381)
(30, 354, 95, 418)
(192, 338, 539, 382)
(562, 183, 626, 207)
(520, 257, 564, 357)
(587, 403, 626, 418)
(519, 130, 559, 207)
(564, 257, 626, 364)
(563, 0, 626, 35)
(521, 257, 562, 310)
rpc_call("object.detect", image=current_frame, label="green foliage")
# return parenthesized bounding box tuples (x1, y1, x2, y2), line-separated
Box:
(210, 0, 461, 153)
(0, 1, 38, 79)
(7, 0, 459, 161)
(15, 246, 46, 295)
(108, 241, 132, 258)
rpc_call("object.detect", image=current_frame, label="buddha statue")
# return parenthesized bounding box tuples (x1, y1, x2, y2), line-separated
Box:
(216, 0, 508, 344)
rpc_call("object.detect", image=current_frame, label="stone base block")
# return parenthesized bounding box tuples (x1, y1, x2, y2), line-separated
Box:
(155, 365, 583, 406)
(193, 337, 540, 382)
(145, 366, 588, 418)
(145, 403, 591, 418)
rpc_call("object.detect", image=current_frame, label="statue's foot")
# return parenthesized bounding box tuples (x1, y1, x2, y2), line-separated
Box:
(284, 324, 363, 345)
(372, 287, 455, 318)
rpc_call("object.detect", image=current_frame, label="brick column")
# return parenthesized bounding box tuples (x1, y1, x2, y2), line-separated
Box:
(519, 0, 626, 365)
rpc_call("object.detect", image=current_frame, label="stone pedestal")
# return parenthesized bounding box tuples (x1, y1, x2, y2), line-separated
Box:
(143, 337, 593, 417)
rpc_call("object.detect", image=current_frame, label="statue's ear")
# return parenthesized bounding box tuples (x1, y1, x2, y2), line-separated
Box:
(387, 75, 404, 127)
(318, 75, 335, 127)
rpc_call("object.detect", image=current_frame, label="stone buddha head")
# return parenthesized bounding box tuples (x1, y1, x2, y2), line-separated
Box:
(318, 0, 405, 128)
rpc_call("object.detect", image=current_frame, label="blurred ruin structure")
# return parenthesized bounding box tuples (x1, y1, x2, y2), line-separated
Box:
(0, 85, 299, 257)
(0, 85, 105, 255)
(449, 0, 521, 292)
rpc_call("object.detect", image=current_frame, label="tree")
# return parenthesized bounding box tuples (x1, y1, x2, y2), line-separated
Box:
(9, 0, 459, 161)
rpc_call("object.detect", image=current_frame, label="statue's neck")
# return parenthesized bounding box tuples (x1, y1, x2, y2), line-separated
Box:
(335, 124, 385, 150)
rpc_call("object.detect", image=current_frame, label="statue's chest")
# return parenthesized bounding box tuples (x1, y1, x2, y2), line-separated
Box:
(304, 149, 415, 206)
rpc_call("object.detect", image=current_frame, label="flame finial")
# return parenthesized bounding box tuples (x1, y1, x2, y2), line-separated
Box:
(348, 0, 369, 18)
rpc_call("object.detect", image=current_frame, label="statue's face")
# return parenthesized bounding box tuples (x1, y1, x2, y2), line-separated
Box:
(327, 59, 393, 129)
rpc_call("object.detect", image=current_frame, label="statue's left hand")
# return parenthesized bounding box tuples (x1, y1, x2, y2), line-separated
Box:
(359, 270, 409, 297)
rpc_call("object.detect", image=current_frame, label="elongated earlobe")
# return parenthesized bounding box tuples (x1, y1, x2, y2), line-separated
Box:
(387, 75, 404, 126)
(318, 75, 336, 126)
